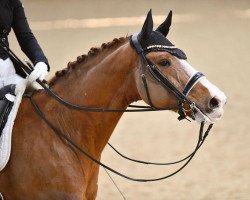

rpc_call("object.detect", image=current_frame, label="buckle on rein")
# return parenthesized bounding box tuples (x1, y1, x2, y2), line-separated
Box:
(177, 101, 196, 121)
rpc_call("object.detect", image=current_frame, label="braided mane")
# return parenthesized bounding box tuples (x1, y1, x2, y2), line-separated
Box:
(49, 37, 128, 87)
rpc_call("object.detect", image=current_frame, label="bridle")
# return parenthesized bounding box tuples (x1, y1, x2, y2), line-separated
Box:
(130, 33, 209, 122)
(0, 38, 214, 182)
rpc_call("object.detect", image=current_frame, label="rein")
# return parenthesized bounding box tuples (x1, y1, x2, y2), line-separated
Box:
(30, 95, 213, 182)
(0, 38, 214, 181)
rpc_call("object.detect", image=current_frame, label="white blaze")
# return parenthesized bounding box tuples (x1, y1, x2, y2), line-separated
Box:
(179, 59, 227, 123)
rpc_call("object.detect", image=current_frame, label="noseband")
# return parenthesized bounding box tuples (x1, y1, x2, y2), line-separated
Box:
(130, 33, 205, 121)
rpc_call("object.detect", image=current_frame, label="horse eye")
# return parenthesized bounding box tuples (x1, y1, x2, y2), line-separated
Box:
(158, 59, 171, 67)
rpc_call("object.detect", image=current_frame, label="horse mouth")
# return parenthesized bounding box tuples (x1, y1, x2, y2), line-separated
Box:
(193, 107, 224, 124)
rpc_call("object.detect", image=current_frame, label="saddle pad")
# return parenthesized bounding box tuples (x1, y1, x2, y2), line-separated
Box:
(0, 90, 23, 171)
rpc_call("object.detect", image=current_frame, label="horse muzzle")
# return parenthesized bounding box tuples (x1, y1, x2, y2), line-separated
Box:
(194, 92, 227, 124)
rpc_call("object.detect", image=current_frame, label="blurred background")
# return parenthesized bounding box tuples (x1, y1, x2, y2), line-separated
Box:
(10, 0, 250, 199)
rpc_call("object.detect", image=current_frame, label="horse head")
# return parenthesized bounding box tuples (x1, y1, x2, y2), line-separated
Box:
(133, 10, 227, 123)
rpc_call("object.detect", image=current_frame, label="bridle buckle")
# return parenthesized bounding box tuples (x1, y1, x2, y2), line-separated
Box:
(177, 101, 188, 121)
(177, 102, 197, 122)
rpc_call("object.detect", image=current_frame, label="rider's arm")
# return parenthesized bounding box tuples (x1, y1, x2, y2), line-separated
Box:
(11, 0, 50, 71)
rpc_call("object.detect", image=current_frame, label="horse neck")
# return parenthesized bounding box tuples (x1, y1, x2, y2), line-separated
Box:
(47, 40, 140, 154)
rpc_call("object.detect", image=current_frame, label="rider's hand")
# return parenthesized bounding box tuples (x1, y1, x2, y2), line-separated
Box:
(28, 62, 48, 82)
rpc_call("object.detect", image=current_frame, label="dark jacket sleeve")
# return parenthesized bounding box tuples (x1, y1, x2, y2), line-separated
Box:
(11, 0, 50, 70)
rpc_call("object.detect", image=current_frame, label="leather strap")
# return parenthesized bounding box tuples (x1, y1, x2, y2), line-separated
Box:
(132, 33, 155, 107)
(131, 33, 143, 54)
(183, 72, 204, 96)
(147, 61, 190, 103)
(0, 85, 16, 99)
(30, 95, 213, 182)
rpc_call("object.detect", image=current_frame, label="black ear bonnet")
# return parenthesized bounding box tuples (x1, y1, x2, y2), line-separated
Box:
(129, 10, 187, 60)
(140, 31, 187, 60)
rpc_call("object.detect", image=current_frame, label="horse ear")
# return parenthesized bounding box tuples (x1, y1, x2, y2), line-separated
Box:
(155, 10, 172, 37)
(139, 9, 153, 40)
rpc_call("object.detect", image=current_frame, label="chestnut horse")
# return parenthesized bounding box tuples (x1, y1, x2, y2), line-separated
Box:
(0, 11, 226, 199)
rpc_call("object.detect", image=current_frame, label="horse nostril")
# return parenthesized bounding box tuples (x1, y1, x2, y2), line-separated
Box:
(209, 97, 220, 110)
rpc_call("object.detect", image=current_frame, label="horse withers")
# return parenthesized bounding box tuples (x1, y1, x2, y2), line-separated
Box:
(0, 10, 226, 200)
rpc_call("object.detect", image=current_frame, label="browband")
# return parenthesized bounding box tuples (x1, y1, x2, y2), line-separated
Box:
(146, 45, 177, 50)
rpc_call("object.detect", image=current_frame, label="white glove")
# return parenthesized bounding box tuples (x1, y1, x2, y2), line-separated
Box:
(15, 79, 28, 95)
(28, 62, 48, 82)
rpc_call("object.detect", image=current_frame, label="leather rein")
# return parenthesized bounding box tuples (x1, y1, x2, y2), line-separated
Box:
(0, 38, 213, 182)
